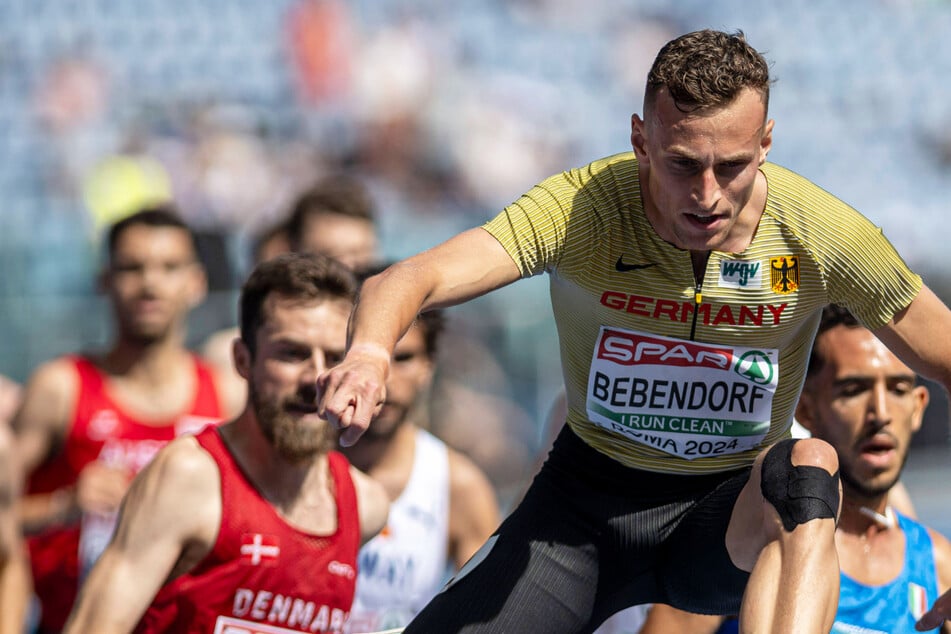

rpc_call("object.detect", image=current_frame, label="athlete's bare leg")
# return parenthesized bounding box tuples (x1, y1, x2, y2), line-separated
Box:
(726, 438, 840, 633)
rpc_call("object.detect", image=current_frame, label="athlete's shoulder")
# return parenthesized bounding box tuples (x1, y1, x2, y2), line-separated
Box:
(114, 434, 222, 563)
(148, 433, 220, 488)
(926, 526, 951, 579)
(28, 354, 85, 389)
(350, 462, 390, 545)
(446, 443, 498, 517)
(561, 152, 638, 186)
(760, 162, 859, 216)
(759, 161, 879, 247)
(13, 355, 85, 434)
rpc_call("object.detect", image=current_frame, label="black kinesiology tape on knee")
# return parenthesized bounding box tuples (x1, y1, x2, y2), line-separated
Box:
(760, 438, 839, 532)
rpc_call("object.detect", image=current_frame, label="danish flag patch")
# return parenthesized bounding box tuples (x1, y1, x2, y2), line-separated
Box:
(240, 533, 280, 567)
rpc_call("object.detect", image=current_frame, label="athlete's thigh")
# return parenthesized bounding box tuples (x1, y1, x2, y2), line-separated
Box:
(660, 467, 752, 615)
(403, 484, 602, 634)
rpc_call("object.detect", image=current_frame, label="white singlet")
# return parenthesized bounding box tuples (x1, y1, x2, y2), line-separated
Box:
(348, 429, 451, 633)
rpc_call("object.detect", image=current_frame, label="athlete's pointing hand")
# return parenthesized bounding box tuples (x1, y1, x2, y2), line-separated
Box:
(317, 343, 389, 447)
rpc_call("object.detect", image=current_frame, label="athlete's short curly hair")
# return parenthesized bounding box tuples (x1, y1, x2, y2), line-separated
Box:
(239, 252, 357, 357)
(645, 29, 772, 115)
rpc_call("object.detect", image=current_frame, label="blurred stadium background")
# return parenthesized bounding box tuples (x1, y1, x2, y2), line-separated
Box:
(2, 0, 951, 522)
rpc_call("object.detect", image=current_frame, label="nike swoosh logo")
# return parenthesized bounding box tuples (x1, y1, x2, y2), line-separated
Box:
(615, 256, 658, 272)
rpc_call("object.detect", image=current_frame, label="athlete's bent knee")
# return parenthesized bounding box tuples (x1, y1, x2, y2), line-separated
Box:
(760, 438, 839, 532)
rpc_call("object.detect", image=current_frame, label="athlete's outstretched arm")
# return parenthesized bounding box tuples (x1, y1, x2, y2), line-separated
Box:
(875, 284, 951, 400)
(317, 227, 522, 447)
(64, 437, 220, 633)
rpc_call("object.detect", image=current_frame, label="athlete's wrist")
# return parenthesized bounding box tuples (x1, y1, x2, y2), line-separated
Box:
(347, 342, 391, 364)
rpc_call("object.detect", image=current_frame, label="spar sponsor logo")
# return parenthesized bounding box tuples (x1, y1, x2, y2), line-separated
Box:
(586, 327, 778, 459)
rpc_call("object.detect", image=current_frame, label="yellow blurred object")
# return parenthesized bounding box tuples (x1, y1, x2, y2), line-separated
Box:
(83, 154, 173, 230)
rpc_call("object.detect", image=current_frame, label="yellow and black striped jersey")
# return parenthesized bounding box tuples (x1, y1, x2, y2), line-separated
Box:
(484, 152, 921, 474)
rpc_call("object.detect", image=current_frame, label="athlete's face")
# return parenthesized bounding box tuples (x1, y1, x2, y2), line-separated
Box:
(106, 225, 206, 344)
(300, 214, 378, 271)
(236, 295, 350, 461)
(365, 323, 433, 440)
(796, 326, 928, 500)
(631, 87, 773, 252)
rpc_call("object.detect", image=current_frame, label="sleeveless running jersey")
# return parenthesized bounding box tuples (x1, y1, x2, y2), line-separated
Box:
(833, 513, 940, 634)
(348, 428, 451, 633)
(137, 426, 361, 634)
(26, 354, 223, 632)
(484, 153, 921, 474)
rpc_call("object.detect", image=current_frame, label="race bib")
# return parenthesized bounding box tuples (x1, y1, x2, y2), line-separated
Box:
(586, 327, 778, 459)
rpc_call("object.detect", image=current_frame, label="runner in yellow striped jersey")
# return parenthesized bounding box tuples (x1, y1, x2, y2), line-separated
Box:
(318, 29, 951, 633)
(488, 155, 918, 475)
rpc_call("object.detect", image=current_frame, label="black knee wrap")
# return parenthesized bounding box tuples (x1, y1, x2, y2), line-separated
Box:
(760, 439, 839, 532)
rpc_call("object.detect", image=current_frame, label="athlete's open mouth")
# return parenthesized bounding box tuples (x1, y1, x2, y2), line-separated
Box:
(285, 401, 319, 415)
(856, 436, 898, 469)
(687, 213, 718, 226)
(858, 434, 897, 454)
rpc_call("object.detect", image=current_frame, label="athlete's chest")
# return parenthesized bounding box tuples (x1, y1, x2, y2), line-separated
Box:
(554, 214, 826, 345)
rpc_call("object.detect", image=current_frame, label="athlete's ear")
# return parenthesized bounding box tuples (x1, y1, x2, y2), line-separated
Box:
(631, 113, 650, 164)
(909, 384, 930, 435)
(233, 337, 252, 381)
(759, 118, 775, 165)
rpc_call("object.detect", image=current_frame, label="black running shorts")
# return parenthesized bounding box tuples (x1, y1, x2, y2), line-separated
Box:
(404, 425, 752, 634)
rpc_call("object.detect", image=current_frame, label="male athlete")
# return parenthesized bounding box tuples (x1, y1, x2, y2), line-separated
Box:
(65, 252, 389, 633)
(14, 207, 243, 632)
(798, 305, 951, 633)
(315, 29, 951, 632)
(341, 269, 500, 633)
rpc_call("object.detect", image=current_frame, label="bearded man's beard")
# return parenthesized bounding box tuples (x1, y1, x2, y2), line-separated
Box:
(250, 384, 336, 462)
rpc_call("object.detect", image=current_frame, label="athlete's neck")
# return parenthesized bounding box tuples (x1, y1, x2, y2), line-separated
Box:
(839, 496, 894, 535)
(223, 415, 334, 514)
(342, 421, 417, 501)
(104, 333, 190, 379)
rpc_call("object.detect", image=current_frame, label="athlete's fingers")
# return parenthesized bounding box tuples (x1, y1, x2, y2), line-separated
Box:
(315, 368, 345, 428)
(321, 376, 380, 428)
(316, 361, 385, 442)
(337, 397, 385, 447)
(338, 418, 361, 448)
